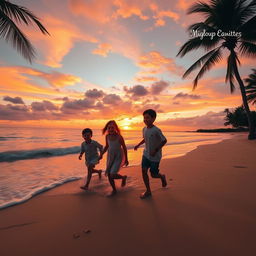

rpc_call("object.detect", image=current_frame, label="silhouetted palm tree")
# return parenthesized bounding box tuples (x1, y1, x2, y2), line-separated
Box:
(0, 0, 49, 63)
(177, 0, 256, 139)
(245, 69, 256, 105)
(224, 106, 256, 128)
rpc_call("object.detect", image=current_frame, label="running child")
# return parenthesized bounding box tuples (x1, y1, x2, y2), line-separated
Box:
(79, 128, 103, 190)
(134, 109, 167, 199)
(99, 120, 128, 196)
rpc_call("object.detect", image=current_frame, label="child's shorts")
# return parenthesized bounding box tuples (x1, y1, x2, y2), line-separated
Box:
(86, 157, 99, 167)
(141, 155, 159, 175)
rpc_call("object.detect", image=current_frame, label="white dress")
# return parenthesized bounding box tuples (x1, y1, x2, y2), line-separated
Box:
(106, 135, 124, 174)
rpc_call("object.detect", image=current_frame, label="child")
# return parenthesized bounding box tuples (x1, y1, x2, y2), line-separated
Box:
(79, 128, 103, 190)
(99, 120, 128, 196)
(134, 109, 167, 199)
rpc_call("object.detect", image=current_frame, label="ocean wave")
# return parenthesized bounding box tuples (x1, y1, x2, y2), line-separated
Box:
(0, 146, 80, 162)
(0, 177, 81, 210)
(0, 136, 23, 141)
(0, 137, 219, 162)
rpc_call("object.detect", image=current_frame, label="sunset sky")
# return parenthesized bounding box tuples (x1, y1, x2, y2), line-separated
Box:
(0, 0, 255, 131)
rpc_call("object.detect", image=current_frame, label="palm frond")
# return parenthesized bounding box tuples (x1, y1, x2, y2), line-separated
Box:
(245, 69, 256, 104)
(237, 0, 256, 25)
(192, 47, 223, 89)
(0, 0, 49, 35)
(0, 10, 35, 62)
(239, 41, 256, 57)
(244, 69, 256, 84)
(187, 2, 212, 15)
(183, 46, 222, 79)
(177, 33, 221, 57)
(239, 15, 256, 39)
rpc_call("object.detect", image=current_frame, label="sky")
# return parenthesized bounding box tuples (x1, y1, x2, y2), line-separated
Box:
(0, 0, 255, 131)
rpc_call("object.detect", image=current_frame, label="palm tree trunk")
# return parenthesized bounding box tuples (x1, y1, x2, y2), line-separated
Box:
(231, 50, 256, 140)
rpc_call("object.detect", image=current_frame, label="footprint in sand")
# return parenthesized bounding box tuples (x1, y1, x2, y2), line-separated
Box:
(73, 229, 91, 239)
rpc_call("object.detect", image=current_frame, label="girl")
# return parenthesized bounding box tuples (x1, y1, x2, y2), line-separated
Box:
(99, 120, 128, 196)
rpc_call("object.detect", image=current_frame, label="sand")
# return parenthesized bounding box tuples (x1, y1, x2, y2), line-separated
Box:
(0, 134, 256, 256)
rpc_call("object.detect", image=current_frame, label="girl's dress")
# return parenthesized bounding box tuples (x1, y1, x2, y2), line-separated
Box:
(106, 135, 125, 174)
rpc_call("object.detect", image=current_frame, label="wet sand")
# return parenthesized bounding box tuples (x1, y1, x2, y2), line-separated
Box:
(0, 134, 256, 256)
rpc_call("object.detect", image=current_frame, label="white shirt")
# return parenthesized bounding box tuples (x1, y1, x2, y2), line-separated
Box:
(81, 140, 103, 163)
(143, 125, 166, 162)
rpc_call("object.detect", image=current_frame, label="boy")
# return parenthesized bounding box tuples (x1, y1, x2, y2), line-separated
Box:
(79, 128, 103, 190)
(134, 109, 167, 199)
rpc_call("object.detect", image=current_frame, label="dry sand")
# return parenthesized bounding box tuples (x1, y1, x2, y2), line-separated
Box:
(0, 134, 256, 256)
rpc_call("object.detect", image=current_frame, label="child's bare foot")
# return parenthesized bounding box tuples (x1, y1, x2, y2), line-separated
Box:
(121, 175, 127, 187)
(80, 185, 89, 190)
(140, 191, 152, 199)
(161, 174, 167, 187)
(106, 190, 117, 197)
(98, 170, 102, 179)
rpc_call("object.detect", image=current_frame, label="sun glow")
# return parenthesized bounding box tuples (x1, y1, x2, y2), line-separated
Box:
(123, 125, 130, 130)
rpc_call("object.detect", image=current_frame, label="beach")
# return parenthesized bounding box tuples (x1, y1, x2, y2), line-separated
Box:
(0, 134, 256, 256)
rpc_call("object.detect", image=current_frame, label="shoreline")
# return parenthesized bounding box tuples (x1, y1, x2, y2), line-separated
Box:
(0, 134, 235, 210)
(1, 134, 256, 256)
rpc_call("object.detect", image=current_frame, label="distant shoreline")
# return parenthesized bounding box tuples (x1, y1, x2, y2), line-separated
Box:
(196, 128, 248, 133)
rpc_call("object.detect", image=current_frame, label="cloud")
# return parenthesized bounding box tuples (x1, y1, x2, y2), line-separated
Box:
(92, 43, 112, 57)
(153, 10, 179, 27)
(22, 68, 81, 88)
(160, 111, 227, 129)
(102, 94, 122, 105)
(124, 85, 149, 98)
(113, 0, 149, 20)
(0, 65, 85, 107)
(40, 72, 82, 88)
(0, 104, 30, 120)
(135, 76, 159, 83)
(85, 89, 105, 99)
(27, 15, 98, 67)
(176, 0, 200, 11)
(135, 76, 158, 83)
(68, 0, 113, 23)
(151, 80, 169, 94)
(61, 98, 95, 112)
(137, 51, 183, 76)
(124, 80, 169, 100)
(173, 92, 201, 100)
(134, 103, 163, 114)
(3, 96, 24, 104)
(31, 101, 59, 111)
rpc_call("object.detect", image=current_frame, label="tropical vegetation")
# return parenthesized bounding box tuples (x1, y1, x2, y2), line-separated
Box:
(177, 0, 256, 139)
(0, 0, 49, 63)
(224, 106, 256, 128)
(245, 69, 256, 105)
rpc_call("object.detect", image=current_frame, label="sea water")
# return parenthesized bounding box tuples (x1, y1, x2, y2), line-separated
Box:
(0, 127, 232, 209)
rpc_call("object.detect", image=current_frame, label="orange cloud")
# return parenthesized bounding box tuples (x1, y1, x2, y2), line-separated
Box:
(68, 0, 113, 23)
(26, 16, 98, 67)
(92, 43, 112, 57)
(153, 10, 180, 27)
(137, 51, 184, 76)
(135, 76, 159, 83)
(176, 0, 196, 11)
(0, 66, 83, 104)
(113, 0, 149, 20)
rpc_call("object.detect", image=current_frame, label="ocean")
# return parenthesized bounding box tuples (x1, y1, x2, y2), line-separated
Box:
(0, 126, 232, 209)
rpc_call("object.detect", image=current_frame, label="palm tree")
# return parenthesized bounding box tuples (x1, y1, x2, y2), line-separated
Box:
(0, 0, 49, 63)
(224, 106, 256, 128)
(177, 0, 256, 139)
(245, 69, 256, 105)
